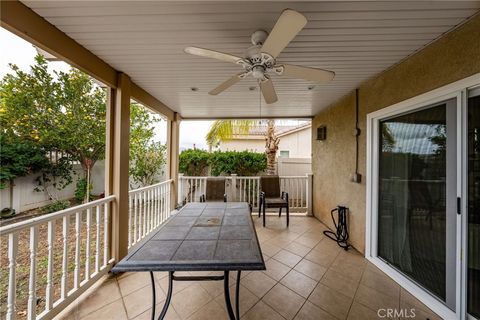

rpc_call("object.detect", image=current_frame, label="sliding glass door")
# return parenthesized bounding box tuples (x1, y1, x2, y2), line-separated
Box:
(377, 98, 458, 310)
(468, 88, 480, 319)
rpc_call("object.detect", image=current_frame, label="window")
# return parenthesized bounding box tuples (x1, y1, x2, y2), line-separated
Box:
(279, 150, 289, 158)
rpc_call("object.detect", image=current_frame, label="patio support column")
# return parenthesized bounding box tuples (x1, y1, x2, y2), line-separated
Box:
(167, 112, 181, 208)
(106, 73, 131, 261)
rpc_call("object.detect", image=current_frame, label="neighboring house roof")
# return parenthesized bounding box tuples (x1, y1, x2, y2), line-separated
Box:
(229, 122, 311, 140)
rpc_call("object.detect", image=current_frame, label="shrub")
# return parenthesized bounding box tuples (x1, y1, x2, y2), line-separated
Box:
(179, 149, 267, 176)
(209, 151, 266, 176)
(75, 178, 92, 202)
(41, 200, 70, 214)
(179, 149, 210, 176)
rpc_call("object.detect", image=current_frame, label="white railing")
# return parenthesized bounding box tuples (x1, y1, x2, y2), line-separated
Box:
(178, 174, 312, 213)
(280, 176, 308, 210)
(234, 176, 261, 208)
(178, 176, 206, 204)
(128, 180, 173, 248)
(0, 195, 115, 320)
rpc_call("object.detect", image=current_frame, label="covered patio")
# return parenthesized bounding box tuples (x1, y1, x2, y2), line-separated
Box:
(61, 216, 440, 320)
(1, 1, 479, 320)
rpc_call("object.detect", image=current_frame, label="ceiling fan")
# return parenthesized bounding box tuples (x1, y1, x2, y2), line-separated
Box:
(184, 9, 335, 104)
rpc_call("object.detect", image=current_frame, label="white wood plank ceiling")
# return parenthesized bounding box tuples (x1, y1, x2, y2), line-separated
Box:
(22, 1, 480, 119)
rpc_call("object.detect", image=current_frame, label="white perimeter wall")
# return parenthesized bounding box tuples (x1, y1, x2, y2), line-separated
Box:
(0, 161, 106, 213)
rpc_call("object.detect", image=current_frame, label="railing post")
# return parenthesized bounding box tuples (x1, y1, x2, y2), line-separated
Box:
(106, 73, 131, 261)
(231, 174, 237, 202)
(306, 173, 313, 216)
(178, 173, 184, 206)
(167, 113, 181, 209)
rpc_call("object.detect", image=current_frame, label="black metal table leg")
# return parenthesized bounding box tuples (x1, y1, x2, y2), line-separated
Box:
(149, 272, 156, 320)
(235, 271, 241, 320)
(224, 271, 236, 320)
(156, 271, 174, 320)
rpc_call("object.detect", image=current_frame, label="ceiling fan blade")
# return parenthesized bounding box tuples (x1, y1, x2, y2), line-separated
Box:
(260, 78, 278, 104)
(279, 64, 335, 83)
(209, 73, 245, 95)
(184, 46, 243, 64)
(261, 9, 307, 59)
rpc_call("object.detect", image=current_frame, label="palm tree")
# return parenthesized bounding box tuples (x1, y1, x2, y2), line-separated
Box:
(206, 119, 279, 175)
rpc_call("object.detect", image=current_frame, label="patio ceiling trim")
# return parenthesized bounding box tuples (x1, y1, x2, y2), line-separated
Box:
(0, 0, 175, 120)
(131, 83, 174, 120)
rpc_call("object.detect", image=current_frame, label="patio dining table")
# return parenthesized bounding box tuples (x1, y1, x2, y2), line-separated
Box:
(112, 202, 266, 320)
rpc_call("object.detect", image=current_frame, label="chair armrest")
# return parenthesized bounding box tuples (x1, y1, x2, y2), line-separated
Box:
(281, 192, 289, 202)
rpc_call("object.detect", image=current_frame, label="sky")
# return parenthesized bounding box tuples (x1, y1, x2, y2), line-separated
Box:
(0, 27, 213, 150)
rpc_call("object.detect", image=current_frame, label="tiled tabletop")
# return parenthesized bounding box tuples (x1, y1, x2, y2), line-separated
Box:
(112, 202, 266, 272)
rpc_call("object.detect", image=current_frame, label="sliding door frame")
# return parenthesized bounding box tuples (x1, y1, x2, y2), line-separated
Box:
(366, 73, 480, 320)
(465, 86, 480, 320)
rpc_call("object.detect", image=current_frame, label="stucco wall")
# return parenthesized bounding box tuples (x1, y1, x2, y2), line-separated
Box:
(312, 13, 480, 253)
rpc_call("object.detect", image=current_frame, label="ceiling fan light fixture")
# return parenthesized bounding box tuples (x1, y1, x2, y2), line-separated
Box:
(252, 65, 266, 80)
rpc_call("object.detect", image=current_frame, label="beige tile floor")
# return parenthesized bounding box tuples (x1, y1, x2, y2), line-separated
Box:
(62, 216, 442, 320)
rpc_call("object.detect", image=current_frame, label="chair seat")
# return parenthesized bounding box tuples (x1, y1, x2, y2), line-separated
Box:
(264, 197, 288, 206)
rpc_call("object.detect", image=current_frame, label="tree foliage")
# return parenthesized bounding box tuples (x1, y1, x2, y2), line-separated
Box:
(0, 55, 106, 201)
(179, 149, 211, 176)
(1, 56, 165, 205)
(205, 119, 278, 175)
(130, 141, 166, 187)
(205, 120, 252, 148)
(0, 135, 49, 189)
(129, 103, 166, 187)
(1, 55, 107, 169)
(209, 151, 266, 176)
(179, 149, 266, 176)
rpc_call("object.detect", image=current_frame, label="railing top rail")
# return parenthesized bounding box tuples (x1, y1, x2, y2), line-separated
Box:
(129, 179, 173, 195)
(0, 195, 116, 234)
(180, 175, 307, 179)
(279, 176, 308, 179)
(179, 176, 208, 179)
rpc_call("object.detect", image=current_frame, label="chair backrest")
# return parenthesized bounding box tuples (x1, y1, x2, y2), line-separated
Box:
(260, 175, 281, 198)
(205, 177, 226, 201)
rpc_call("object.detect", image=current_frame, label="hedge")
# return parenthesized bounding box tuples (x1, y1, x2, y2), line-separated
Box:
(179, 149, 266, 176)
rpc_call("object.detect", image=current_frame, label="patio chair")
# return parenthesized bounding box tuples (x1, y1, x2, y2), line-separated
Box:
(200, 177, 227, 202)
(258, 175, 289, 227)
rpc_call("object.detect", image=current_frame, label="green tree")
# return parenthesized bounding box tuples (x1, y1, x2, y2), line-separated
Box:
(129, 103, 166, 188)
(1, 55, 106, 202)
(206, 119, 279, 175)
(1, 56, 166, 205)
(130, 142, 166, 187)
(0, 135, 49, 213)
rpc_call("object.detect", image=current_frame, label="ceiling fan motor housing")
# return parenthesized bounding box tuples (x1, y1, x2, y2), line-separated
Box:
(251, 30, 269, 45)
(244, 43, 276, 80)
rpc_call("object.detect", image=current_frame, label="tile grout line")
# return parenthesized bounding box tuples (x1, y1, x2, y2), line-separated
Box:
(258, 224, 321, 320)
(289, 237, 345, 320)
(344, 256, 368, 319)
